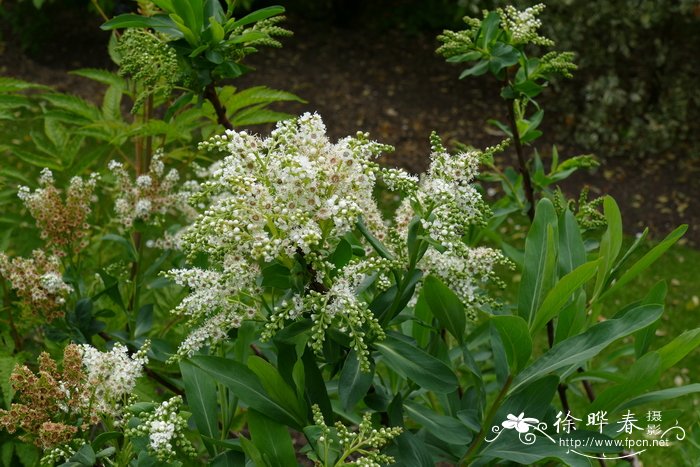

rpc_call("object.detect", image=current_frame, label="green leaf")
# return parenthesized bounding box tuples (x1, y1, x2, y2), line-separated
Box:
(618, 384, 700, 411)
(102, 85, 123, 120)
(390, 432, 434, 466)
(599, 224, 687, 300)
(634, 280, 667, 357)
(657, 328, 700, 372)
(190, 355, 304, 429)
(553, 291, 586, 343)
(530, 260, 599, 333)
(459, 60, 490, 79)
(68, 444, 96, 466)
(557, 209, 586, 276)
(209, 17, 225, 43)
(238, 436, 267, 467)
(518, 198, 558, 325)
(0, 77, 50, 92)
(490, 315, 532, 372)
(587, 352, 661, 414)
(446, 51, 481, 63)
(375, 334, 458, 393)
(229, 6, 285, 29)
(247, 356, 307, 425)
(479, 11, 501, 47)
(412, 292, 433, 348)
(247, 410, 297, 466)
(593, 196, 623, 299)
(181, 361, 219, 455)
(512, 304, 663, 392)
(0, 356, 17, 409)
(421, 275, 466, 343)
(404, 402, 472, 445)
(356, 218, 394, 260)
(70, 69, 126, 89)
(101, 234, 137, 261)
(101, 14, 164, 30)
(41, 93, 101, 121)
(339, 350, 374, 412)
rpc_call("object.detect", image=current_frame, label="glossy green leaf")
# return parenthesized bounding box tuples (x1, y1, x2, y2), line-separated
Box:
(422, 275, 466, 343)
(512, 304, 663, 391)
(181, 361, 219, 455)
(557, 209, 586, 276)
(587, 352, 661, 414)
(657, 328, 700, 372)
(518, 198, 558, 325)
(619, 384, 700, 411)
(101, 14, 163, 30)
(247, 356, 307, 425)
(404, 402, 472, 445)
(229, 6, 285, 29)
(593, 196, 623, 299)
(599, 224, 687, 300)
(491, 315, 532, 372)
(339, 350, 374, 412)
(190, 355, 304, 429)
(247, 410, 297, 467)
(530, 260, 599, 333)
(375, 334, 458, 393)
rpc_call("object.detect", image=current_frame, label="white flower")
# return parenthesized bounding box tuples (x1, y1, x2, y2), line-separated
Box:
(80, 341, 149, 416)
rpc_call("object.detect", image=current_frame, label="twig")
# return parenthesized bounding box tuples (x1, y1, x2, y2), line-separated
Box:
(205, 84, 234, 130)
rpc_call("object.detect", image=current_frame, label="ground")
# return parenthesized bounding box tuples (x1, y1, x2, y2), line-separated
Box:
(1, 12, 697, 245)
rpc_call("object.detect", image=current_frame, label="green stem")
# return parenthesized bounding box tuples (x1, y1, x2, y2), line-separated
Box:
(460, 374, 513, 465)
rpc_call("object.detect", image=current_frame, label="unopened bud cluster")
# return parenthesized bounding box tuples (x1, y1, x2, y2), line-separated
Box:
(125, 396, 195, 461)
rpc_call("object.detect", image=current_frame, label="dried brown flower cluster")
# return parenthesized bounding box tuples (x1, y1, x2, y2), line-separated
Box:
(17, 169, 98, 255)
(0, 345, 91, 449)
(0, 250, 72, 322)
(110, 153, 197, 228)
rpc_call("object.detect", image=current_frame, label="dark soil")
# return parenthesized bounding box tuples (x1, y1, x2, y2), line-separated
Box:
(1, 11, 698, 245)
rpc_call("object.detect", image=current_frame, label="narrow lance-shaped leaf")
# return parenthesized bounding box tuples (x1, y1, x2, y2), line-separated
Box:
(512, 304, 663, 392)
(530, 260, 599, 334)
(599, 224, 687, 301)
(557, 209, 585, 276)
(593, 196, 623, 299)
(657, 328, 700, 372)
(180, 361, 219, 456)
(339, 350, 374, 412)
(518, 198, 558, 325)
(374, 334, 458, 393)
(190, 355, 304, 429)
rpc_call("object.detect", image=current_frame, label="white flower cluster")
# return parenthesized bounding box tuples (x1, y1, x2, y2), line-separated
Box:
(126, 396, 194, 462)
(170, 114, 505, 365)
(79, 341, 149, 417)
(392, 132, 486, 249)
(109, 152, 198, 228)
(387, 133, 508, 312)
(169, 113, 392, 359)
(166, 266, 259, 359)
(498, 4, 553, 46)
(192, 112, 390, 260)
(420, 246, 508, 318)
